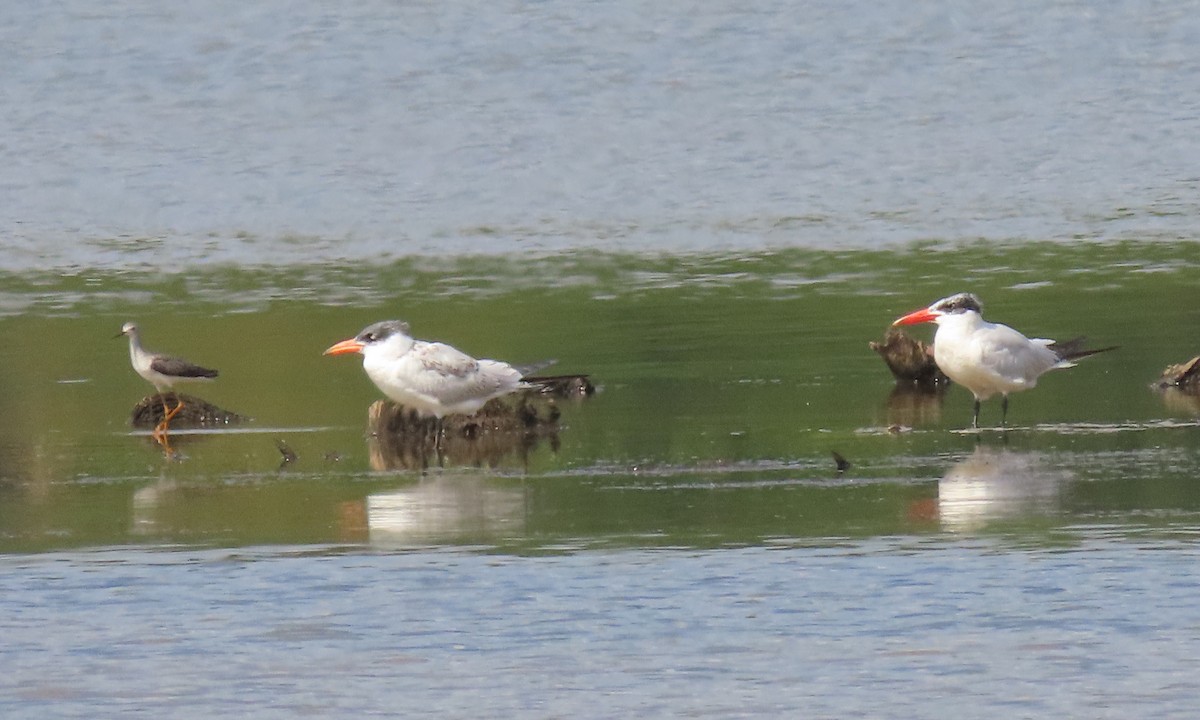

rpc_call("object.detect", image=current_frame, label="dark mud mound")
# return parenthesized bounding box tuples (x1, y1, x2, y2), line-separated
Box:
(870, 329, 949, 390)
(130, 393, 249, 429)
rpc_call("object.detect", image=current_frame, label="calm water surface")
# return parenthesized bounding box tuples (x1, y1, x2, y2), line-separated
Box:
(4, 0, 1200, 266)
(3, 540, 1200, 718)
(5, 0, 1200, 717)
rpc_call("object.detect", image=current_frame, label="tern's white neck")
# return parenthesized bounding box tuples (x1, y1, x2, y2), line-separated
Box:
(930, 311, 992, 358)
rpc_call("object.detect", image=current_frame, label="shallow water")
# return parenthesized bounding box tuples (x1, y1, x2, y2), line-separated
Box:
(6, 0, 1200, 716)
(6, 245, 1200, 717)
(4, 539, 1200, 718)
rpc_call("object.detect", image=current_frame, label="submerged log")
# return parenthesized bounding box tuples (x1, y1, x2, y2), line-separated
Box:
(1154, 356, 1200, 393)
(130, 392, 249, 429)
(870, 329, 950, 389)
(366, 387, 584, 471)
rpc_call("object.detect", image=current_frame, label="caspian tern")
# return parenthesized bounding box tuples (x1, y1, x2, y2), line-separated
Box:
(117, 322, 219, 438)
(323, 320, 546, 419)
(892, 293, 1116, 428)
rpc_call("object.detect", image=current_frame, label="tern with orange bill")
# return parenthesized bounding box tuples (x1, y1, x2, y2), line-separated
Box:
(117, 322, 219, 438)
(892, 293, 1117, 429)
(323, 320, 556, 424)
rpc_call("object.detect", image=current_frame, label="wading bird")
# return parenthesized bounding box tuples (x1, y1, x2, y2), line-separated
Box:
(117, 322, 219, 438)
(892, 293, 1116, 429)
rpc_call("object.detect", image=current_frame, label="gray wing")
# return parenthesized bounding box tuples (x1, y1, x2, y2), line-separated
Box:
(151, 355, 219, 379)
(414, 341, 480, 378)
(975, 326, 1059, 383)
(418, 359, 524, 406)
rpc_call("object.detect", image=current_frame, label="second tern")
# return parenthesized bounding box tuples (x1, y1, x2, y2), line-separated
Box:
(892, 293, 1116, 428)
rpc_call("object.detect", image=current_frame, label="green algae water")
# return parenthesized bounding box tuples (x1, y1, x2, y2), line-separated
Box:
(3, 242, 1200, 552)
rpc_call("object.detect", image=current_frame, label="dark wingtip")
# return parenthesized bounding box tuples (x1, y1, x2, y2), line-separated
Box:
(1049, 337, 1119, 362)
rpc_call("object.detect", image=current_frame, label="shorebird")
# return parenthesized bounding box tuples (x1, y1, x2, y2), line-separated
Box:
(323, 320, 542, 420)
(892, 293, 1116, 428)
(117, 322, 219, 438)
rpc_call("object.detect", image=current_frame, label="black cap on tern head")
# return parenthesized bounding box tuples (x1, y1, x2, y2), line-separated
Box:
(355, 320, 412, 345)
(930, 293, 983, 315)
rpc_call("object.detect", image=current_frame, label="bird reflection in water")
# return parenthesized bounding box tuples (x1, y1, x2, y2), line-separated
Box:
(937, 445, 1069, 531)
(365, 476, 528, 547)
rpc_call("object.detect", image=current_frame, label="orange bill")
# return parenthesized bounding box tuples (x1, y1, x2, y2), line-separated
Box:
(323, 338, 365, 356)
(891, 308, 938, 326)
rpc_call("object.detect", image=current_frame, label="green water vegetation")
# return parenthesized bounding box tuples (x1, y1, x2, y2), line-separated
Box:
(1, 240, 1200, 551)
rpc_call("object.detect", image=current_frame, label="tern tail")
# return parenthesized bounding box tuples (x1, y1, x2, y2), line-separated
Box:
(515, 359, 557, 376)
(1050, 337, 1119, 363)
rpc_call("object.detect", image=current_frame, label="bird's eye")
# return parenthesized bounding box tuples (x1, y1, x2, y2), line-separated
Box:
(364, 332, 377, 342)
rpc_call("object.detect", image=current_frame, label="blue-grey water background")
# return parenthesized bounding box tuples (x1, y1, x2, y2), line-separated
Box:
(7, 0, 1200, 269)
(5, 1, 1200, 717)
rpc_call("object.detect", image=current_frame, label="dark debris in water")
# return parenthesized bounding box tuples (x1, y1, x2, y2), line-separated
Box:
(129, 393, 249, 429)
(275, 439, 298, 465)
(523, 374, 596, 398)
(870, 329, 950, 390)
(1154, 356, 1200, 393)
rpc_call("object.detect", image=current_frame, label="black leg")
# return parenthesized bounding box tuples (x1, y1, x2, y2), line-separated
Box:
(1001, 396, 1009, 428)
(435, 417, 447, 467)
(434, 417, 445, 450)
(972, 399, 981, 429)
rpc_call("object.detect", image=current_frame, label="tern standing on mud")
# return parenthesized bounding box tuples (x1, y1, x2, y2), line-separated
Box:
(323, 320, 540, 420)
(892, 293, 1116, 429)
